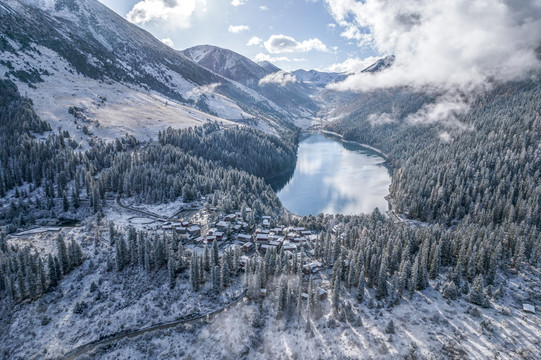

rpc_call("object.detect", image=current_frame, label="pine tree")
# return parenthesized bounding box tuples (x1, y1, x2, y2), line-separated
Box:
(357, 266, 365, 303)
(468, 275, 489, 307)
(56, 236, 69, 275)
(212, 265, 220, 294)
(332, 274, 340, 315)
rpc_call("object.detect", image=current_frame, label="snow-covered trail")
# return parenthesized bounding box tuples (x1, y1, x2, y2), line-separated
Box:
(61, 290, 247, 360)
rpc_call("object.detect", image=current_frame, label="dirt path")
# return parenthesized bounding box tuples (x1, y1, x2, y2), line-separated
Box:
(61, 290, 247, 360)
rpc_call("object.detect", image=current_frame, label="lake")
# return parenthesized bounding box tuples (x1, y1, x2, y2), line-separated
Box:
(269, 132, 391, 216)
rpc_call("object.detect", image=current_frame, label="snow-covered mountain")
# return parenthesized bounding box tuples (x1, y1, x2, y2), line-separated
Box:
(182, 45, 270, 88)
(257, 61, 281, 74)
(0, 0, 302, 140)
(292, 69, 345, 87)
(361, 55, 396, 73)
(182, 45, 321, 118)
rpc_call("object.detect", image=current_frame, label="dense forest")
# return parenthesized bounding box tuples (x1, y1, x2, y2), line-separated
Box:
(326, 81, 541, 229)
(0, 79, 290, 232)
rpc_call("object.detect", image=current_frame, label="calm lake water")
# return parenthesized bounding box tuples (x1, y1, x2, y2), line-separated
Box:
(269, 133, 391, 216)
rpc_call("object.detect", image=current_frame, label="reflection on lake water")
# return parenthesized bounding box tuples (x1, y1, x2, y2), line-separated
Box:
(268, 133, 391, 216)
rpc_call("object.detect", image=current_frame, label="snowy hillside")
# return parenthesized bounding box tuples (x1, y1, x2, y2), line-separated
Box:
(0, 0, 297, 139)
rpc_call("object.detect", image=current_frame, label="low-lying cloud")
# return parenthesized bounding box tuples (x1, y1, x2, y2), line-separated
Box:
(259, 71, 299, 87)
(325, 0, 541, 93)
(264, 35, 329, 54)
(254, 53, 306, 64)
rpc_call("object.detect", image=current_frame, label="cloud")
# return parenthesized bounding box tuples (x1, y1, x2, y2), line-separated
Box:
(231, 0, 246, 6)
(247, 36, 262, 46)
(323, 56, 383, 74)
(439, 131, 452, 142)
(259, 71, 299, 86)
(264, 34, 329, 54)
(161, 38, 174, 47)
(228, 25, 250, 33)
(259, 5, 269, 11)
(325, 0, 541, 93)
(126, 0, 206, 28)
(254, 53, 306, 63)
(404, 93, 472, 129)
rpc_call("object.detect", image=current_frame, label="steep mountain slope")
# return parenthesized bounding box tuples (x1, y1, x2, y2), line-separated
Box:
(257, 60, 281, 74)
(183, 45, 269, 88)
(0, 0, 297, 140)
(182, 45, 321, 119)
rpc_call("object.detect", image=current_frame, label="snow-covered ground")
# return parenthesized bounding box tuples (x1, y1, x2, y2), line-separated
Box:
(0, 43, 244, 144)
(0, 223, 245, 360)
(80, 269, 541, 360)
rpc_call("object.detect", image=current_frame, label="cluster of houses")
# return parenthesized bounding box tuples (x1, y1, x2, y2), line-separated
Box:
(161, 209, 327, 277)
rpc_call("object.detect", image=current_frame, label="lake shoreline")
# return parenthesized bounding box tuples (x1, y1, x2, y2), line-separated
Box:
(316, 129, 390, 160)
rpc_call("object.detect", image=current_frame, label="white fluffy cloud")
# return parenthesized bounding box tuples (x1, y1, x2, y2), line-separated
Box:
(247, 36, 262, 46)
(259, 71, 299, 86)
(325, 0, 541, 92)
(126, 0, 206, 28)
(264, 35, 329, 54)
(323, 56, 382, 74)
(259, 5, 269, 11)
(231, 0, 246, 6)
(161, 38, 174, 47)
(228, 25, 249, 33)
(254, 53, 306, 63)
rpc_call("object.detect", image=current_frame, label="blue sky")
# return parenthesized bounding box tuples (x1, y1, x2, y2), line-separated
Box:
(97, 0, 378, 72)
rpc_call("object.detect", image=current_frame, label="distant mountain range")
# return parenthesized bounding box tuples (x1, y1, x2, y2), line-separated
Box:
(0, 0, 398, 140)
(0, 0, 342, 139)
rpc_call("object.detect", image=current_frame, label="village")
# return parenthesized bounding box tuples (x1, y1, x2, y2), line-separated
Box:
(158, 204, 330, 299)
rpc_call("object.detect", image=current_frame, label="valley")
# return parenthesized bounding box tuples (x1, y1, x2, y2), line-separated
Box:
(0, 1, 540, 359)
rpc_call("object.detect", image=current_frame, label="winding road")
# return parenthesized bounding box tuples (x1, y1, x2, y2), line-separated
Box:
(61, 290, 247, 360)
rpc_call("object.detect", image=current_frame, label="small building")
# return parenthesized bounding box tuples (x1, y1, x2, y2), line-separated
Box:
(301, 293, 309, 301)
(225, 214, 236, 222)
(233, 224, 242, 232)
(256, 233, 269, 243)
(523, 303, 536, 314)
(206, 235, 216, 243)
(270, 228, 283, 234)
(194, 236, 204, 245)
(242, 242, 254, 252)
(175, 226, 187, 234)
(282, 243, 297, 252)
(262, 219, 270, 227)
(187, 225, 201, 236)
(262, 216, 271, 220)
(301, 230, 312, 236)
(303, 261, 323, 274)
(237, 233, 252, 242)
(260, 288, 267, 297)
(216, 221, 229, 231)
(269, 241, 281, 248)
(181, 221, 190, 227)
(214, 231, 224, 240)
(162, 225, 173, 230)
(318, 289, 328, 300)
(260, 244, 271, 252)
